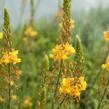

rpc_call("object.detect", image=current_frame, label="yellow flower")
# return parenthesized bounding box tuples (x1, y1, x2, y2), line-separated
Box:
(22, 97, 32, 108)
(0, 32, 3, 40)
(77, 76, 87, 91)
(59, 22, 63, 28)
(59, 76, 87, 101)
(0, 52, 10, 64)
(11, 95, 17, 101)
(59, 78, 74, 94)
(10, 80, 14, 86)
(0, 49, 21, 65)
(50, 42, 75, 61)
(102, 64, 105, 69)
(102, 56, 109, 71)
(31, 31, 37, 37)
(9, 49, 21, 64)
(0, 96, 6, 104)
(69, 19, 75, 29)
(104, 31, 109, 41)
(25, 26, 37, 37)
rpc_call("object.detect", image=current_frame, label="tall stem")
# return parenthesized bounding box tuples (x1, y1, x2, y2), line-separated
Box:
(97, 78, 109, 109)
(54, 61, 63, 97)
(3, 8, 12, 109)
(51, 61, 63, 109)
(8, 64, 11, 109)
(30, 0, 35, 27)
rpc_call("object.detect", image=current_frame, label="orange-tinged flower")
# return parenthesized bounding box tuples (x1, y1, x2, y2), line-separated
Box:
(15, 69, 22, 79)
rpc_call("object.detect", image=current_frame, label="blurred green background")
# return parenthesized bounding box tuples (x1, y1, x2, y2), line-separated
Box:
(0, 0, 109, 109)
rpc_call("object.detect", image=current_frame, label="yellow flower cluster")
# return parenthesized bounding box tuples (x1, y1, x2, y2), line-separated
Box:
(59, 19, 75, 30)
(59, 76, 87, 101)
(0, 49, 21, 65)
(50, 43, 75, 61)
(102, 56, 109, 71)
(104, 31, 109, 41)
(25, 26, 37, 37)
(11, 95, 17, 101)
(0, 32, 3, 40)
(22, 97, 32, 108)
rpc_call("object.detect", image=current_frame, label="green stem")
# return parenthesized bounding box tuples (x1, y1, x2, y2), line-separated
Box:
(57, 95, 67, 109)
(30, 0, 35, 27)
(97, 78, 109, 109)
(8, 63, 11, 109)
(88, 69, 101, 90)
(51, 61, 63, 109)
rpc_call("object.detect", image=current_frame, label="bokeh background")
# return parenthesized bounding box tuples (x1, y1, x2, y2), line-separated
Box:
(0, 0, 109, 28)
(1, 0, 109, 109)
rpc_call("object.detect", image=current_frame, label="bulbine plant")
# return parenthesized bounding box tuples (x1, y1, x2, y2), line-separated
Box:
(23, 0, 38, 52)
(24, 0, 37, 38)
(1, 0, 109, 109)
(49, 0, 87, 109)
(96, 30, 109, 109)
(0, 9, 21, 109)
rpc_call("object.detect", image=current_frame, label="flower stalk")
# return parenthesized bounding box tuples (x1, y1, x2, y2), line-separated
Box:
(38, 55, 49, 109)
(97, 78, 109, 109)
(57, 95, 67, 109)
(30, 0, 35, 27)
(60, 0, 73, 43)
(51, 61, 63, 109)
(3, 8, 12, 109)
(76, 35, 85, 74)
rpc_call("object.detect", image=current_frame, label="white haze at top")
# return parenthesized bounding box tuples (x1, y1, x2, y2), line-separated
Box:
(0, 0, 109, 28)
